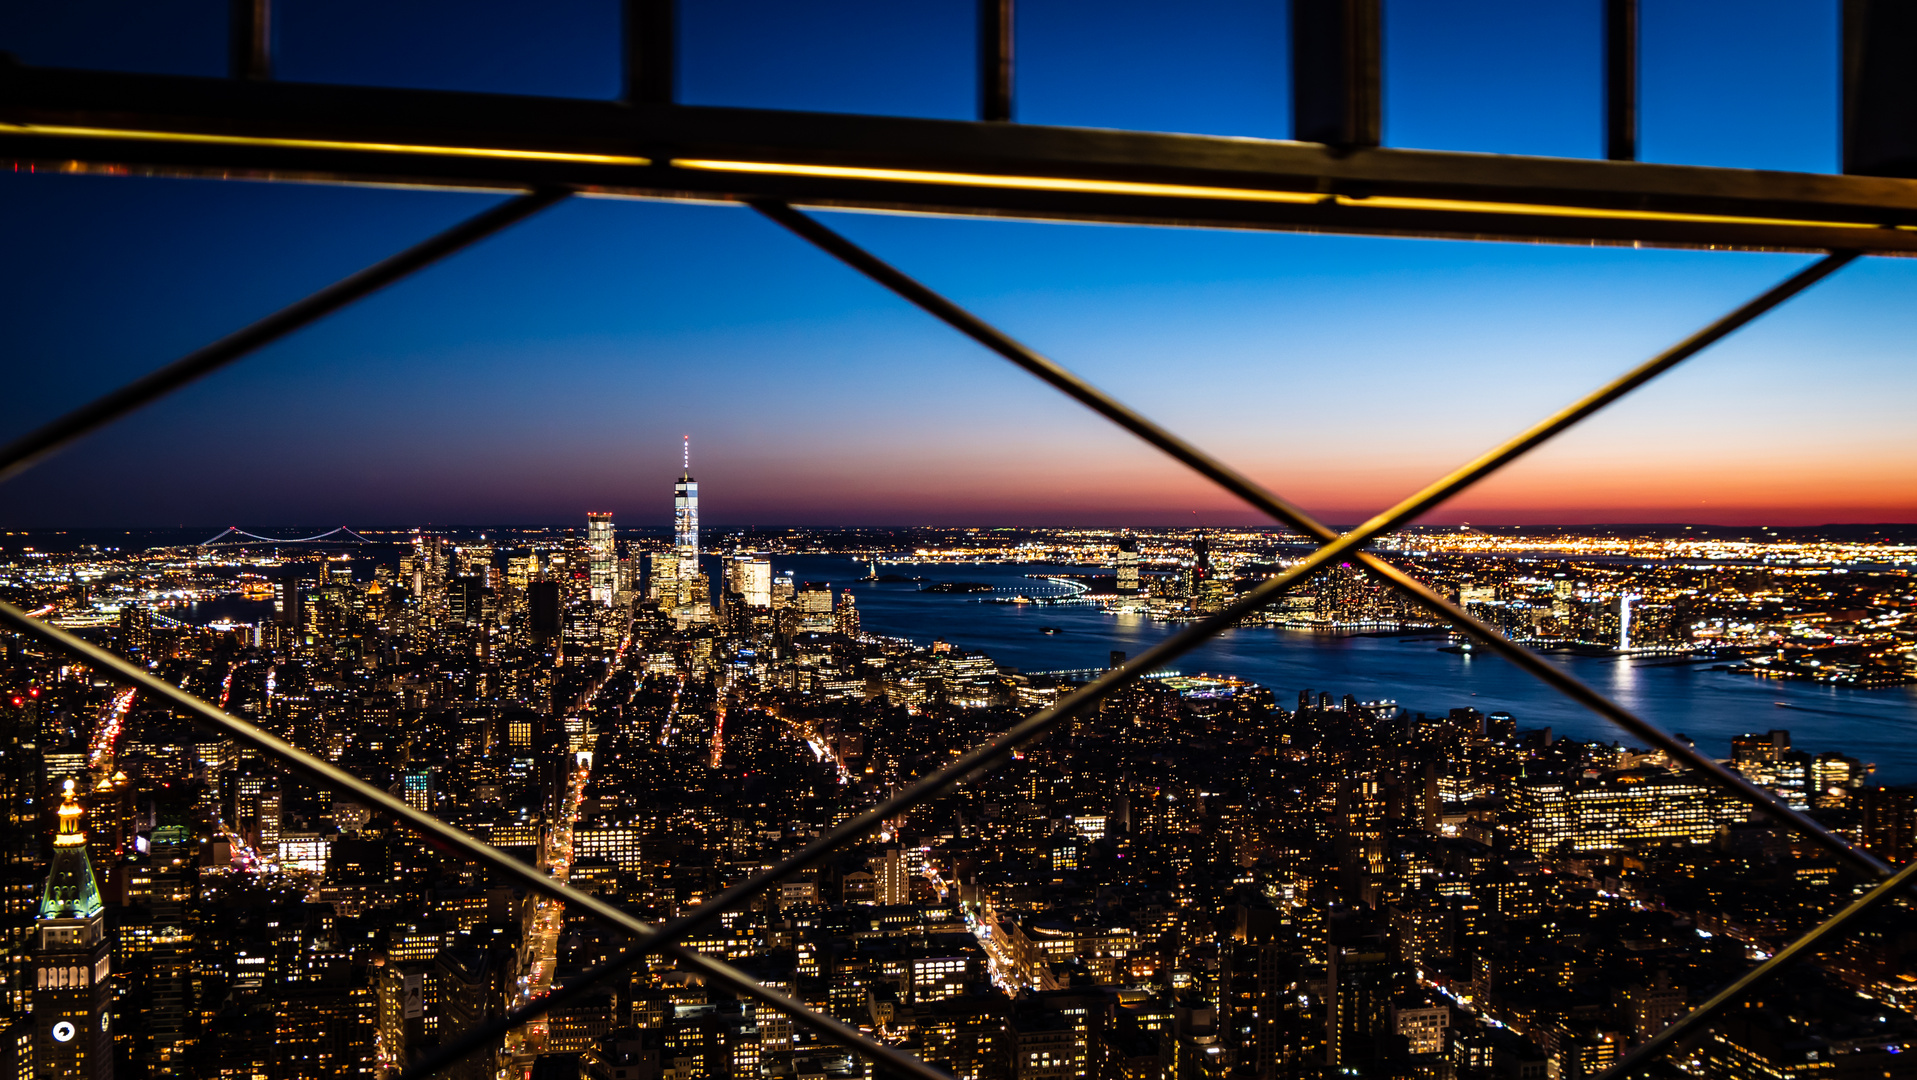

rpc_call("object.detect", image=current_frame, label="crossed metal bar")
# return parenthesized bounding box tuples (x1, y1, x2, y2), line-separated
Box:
(0, 182, 1893, 1080)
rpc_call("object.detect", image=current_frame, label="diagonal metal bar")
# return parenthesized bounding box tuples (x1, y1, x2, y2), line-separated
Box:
(0, 601, 953, 1080)
(404, 560, 1335, 1073)
(1598, 855, 1917, 1080)
(754, 199, 1852, 582)
(416, 211, 1863, 1063)
(1331, 251, 1857, 558)
(750, 204, 1896, 1071)
(1349, 559, 1892, 879)
(8, 188, 1844, 1075)
(429, 237, 1863, 1057)
(0, 187, 569, 486)
(0, 125, 1863, 1080)
(752, 200, 1879, 874)
(749, 199, 1330, 538)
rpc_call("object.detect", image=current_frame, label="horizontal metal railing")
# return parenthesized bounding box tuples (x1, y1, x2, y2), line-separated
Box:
(0, 172, 1897, 1080)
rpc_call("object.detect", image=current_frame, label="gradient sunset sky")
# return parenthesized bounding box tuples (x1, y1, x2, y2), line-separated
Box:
(4, 0, 1913, 530)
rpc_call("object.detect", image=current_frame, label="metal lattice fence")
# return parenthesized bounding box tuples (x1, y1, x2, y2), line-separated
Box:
(4, 3, 1916, 1077)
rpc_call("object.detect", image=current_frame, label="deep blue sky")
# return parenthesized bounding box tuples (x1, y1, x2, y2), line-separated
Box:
(4, 1, 1910, 530)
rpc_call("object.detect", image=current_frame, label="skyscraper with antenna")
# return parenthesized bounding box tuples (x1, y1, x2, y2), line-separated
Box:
(653, 435, 714, 624)
(674, 435, 699, 569)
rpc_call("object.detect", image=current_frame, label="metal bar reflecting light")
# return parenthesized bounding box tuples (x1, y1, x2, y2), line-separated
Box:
(0, 160, 1881, 1080)
(0, 603, 954, 1080)
(753, 200, 1871, 874)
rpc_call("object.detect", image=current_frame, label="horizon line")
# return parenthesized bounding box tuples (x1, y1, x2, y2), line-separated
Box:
(10, 520, 1917, 534)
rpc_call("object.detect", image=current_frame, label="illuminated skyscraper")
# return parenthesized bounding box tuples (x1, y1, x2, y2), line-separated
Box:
(586, 511, 615, 606)
(33, 781, 112, 1080)
(402, 767, 435, 812)
(869, 846, 908, 907)
(836, 589, 860, 639)
(725, 556, 772, 609)
(664, 437, 712, 625)
(675, 436, 699, 571)
(1115, 536, 1140, 593)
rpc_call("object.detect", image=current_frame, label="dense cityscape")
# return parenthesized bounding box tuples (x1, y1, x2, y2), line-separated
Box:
(3, 461, 1917, 1080)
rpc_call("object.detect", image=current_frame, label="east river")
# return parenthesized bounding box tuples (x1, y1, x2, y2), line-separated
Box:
(780, 556, 1917, 785)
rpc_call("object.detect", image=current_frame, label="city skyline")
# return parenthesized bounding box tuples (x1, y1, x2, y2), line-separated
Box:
(5, 460, 1917, 1079)
(5, 2, 1915, 529)
(6, 7, 1917, 1080)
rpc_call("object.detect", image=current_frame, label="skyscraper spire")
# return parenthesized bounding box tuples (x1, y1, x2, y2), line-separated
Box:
(35, 777, 112, 1078)
(674, 438, 699, 564)
(41, 778, 102, 920)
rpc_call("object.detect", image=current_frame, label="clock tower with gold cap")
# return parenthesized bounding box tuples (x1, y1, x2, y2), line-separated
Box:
(33, 779, 112, 1079)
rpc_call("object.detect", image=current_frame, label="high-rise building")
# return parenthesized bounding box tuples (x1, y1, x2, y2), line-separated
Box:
(646, 550, 679, 607)
(586, 512, 615, 606)
(1326, 946, 1390, 1067)
(665, 438, 712, 626)
(506, 552, 537, 590)
(447, 576, 485, 627)
(258, 789, 282, 857)
(675, 437, 699, 570)
(402, 768, 435, 813)
(1515, 774, 1743, 855)
(1, 687, 43, 1014)
(1115, 537, 1140, 593)
(117, 605, 152, 662)
(280, 566, 302, 630)
(870, 846, 909, 907)
(33, 781, 112, 1080)
(796, 584, 833, 631)
(835, 590, 860, 640)
(528, 580, 561, 642)
(725, 556, 772, 609)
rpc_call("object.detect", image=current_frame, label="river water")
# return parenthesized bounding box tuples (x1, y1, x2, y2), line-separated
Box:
(778, 556, 1917, 784)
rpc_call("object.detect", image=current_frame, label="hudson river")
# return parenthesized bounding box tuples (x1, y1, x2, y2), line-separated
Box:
(781, 556, 1917, 785)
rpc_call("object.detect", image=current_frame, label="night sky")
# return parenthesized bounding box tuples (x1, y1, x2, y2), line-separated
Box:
(4, 1, 1911, 530)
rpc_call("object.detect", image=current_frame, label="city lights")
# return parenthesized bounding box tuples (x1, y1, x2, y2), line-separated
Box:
(5, 492, 1916, 1080)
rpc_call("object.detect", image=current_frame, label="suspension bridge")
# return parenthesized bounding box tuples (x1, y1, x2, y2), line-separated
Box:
(197, 526, 376, 547)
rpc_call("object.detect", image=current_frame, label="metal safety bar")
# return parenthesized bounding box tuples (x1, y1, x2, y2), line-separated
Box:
(431, 212, 1873, 1075)
(1605, 850, 1917, 1078)
(407, 558, 1366, 1076)
(0, 188, 1888, 1080)
(744, 207, 1894, 1078)
(0, 178, 947, 1078)
(755, 203, 1878, 879)
(0, 600, 956, 1080)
